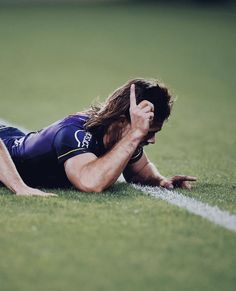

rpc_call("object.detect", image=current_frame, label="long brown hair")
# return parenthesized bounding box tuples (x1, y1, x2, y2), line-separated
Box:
(84, 78, 174, 133)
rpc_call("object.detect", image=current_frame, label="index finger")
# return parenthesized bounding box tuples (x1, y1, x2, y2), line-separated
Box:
(130, 84, 137, 108)
(172, 175, 197, 182)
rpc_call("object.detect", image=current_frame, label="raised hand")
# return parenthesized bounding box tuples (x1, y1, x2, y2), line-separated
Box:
(160, 175, 197, 190)
(129, 84, 154, 139)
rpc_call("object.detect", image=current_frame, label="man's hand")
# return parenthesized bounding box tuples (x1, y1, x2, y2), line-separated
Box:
(15, 186, 57, 197)
(0, 139, 57, 197)
(129, 84, 154, 139)
(160, 175, 197, 190)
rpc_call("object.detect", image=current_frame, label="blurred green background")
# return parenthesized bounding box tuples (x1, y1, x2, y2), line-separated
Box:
(0, 1, 236, 291)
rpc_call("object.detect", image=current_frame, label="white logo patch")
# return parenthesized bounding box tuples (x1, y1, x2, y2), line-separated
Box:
(74, 130, 82, 147)
(82, 132, 92, 148)
(74, 130, 92, 148)
(13, 137, 24, 147)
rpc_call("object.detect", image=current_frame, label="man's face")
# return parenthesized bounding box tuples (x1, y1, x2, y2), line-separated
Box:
(104, 120, 163, 150)
(139, 123, 163, 147)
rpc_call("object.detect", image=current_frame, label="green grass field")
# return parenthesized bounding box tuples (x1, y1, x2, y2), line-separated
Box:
(0, 3, 236, 291)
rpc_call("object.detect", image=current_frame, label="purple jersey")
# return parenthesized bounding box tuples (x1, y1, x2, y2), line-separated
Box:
(0, 114, 143, 188)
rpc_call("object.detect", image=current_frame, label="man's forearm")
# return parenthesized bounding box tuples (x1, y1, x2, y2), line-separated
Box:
(0, 139, 26, 193)
(124, 160, 165, 187)
(78, 131, 142, 192)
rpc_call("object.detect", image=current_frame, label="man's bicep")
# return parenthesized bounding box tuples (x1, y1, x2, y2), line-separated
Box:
(64, 153, 98, 190)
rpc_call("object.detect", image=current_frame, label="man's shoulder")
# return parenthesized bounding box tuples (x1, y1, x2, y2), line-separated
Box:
(55, 113, 91, 138)
(18, 114, 91, 152)
(53, 114, 103, 164)
(61, 113, 90, 127)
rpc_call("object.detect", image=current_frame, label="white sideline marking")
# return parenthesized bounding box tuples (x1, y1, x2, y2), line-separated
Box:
(1, 119, 236, 232)
(118, 175, 236, 232)
(133, 184, 236, 232)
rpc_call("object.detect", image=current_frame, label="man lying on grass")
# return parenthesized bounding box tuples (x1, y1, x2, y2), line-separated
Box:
(0, 78, 196, 196)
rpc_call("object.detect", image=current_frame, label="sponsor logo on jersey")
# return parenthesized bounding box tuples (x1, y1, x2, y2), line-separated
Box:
(74, 130, 92, 148)
(82, 132, 92, 148)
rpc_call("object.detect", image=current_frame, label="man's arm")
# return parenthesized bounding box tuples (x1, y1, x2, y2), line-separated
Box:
(0, 139, 56, 197)
(64, 131, 142, 192)
(64, 84, 154, 192)
(123, 151, 196, 189)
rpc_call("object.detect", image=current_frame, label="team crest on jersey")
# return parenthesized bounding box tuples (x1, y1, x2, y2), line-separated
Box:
(74, 130, 92, 148)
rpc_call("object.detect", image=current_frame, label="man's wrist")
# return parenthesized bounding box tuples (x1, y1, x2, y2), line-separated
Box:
(128, 129, 144, 143)
(12, 181, 28, 194)
(115, 130, 143, 159)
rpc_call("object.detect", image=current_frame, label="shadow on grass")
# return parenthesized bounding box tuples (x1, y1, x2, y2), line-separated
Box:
(0, 182, 137, 203)
(55, 182, 140, 202)
(1, 181, 235, 211)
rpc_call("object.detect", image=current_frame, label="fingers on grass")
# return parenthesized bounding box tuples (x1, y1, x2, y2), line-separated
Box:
(173, 175, 197, 182)
(46, 193, 58, 197)
(181, 181, 191, 190)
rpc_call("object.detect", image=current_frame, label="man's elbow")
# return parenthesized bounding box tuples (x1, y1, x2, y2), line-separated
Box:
(83, 185, 104, 193)
(123, 172, 137, 184)
(74, 179, 105, 193)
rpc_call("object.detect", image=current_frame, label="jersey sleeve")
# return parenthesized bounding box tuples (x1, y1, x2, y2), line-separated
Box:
(128, 146, 143, 164)
(54, 126, 97, 164)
